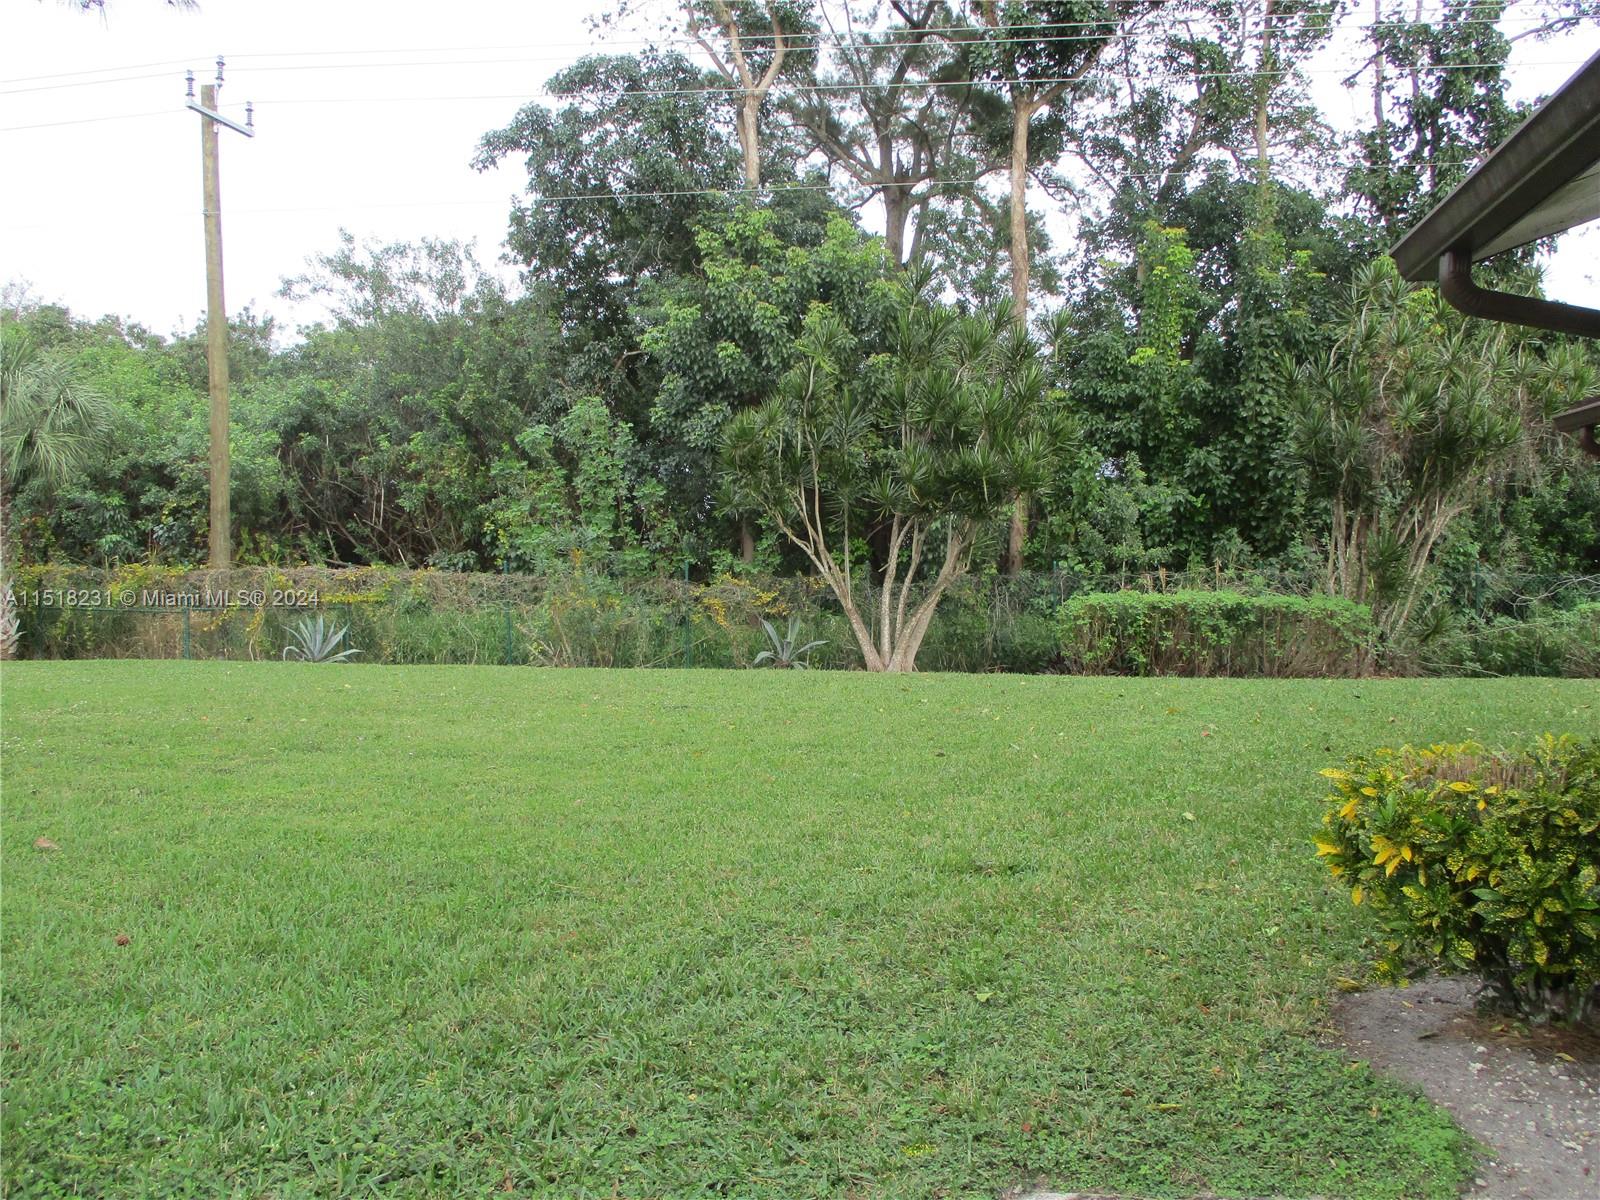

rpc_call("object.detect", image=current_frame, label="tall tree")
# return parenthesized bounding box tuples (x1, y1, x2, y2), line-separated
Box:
(476, 51, 742, 334)
(1290, 258, 1592, 639)
(686, 0, 815, 187)
(1347, 0, 1599, 242)
(966, 1, 1157, 572)
(967, 1, 1150, 320)
(723, 272, 1073, 670)
(784, 1, 1003, 267)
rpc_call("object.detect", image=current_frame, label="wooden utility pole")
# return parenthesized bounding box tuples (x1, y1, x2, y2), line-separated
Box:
(187, 62, 253, 569)
(199, 82, 229, 568)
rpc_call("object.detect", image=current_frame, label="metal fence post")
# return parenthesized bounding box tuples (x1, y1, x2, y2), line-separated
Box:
(503, 559, 515, 666)
(683, 560, 692, 668)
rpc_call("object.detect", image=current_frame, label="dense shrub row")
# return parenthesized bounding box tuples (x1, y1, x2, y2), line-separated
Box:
(1057, 590, 1375, 677)
(7, 564, 1594, 677)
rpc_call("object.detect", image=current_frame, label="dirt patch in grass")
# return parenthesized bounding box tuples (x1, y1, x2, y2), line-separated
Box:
(1331, 976, 1600, 1200)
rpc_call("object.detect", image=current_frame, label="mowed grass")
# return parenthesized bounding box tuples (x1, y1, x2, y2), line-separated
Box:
(1, 665, 1594, 1199)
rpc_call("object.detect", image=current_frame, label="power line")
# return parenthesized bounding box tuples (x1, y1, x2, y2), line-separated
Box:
(4, 49, 1582, 132)
(0, 7, 1579, 90)
(0, 158, 1508, 224)
(246, 56, 1595, 103)
(0, 107, 174, 132)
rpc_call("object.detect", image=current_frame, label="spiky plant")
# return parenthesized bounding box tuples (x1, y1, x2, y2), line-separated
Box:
(752, 615, 826, 669)
(281, 613, 362, 663)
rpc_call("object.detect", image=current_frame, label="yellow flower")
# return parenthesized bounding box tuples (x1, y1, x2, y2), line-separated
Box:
(1352, 884, 1364, 906)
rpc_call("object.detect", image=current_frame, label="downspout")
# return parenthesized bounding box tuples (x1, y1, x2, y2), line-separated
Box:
(1439, 248, 1600, 458)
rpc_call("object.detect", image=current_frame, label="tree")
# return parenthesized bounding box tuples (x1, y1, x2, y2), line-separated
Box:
(684, 0, 814, 188)
(1346, 0, 1599, 242)
(966, 1, 1151, 320)
(965, 1, 1155, 573)
(722, 271, 1073, 671)
(476, 51, 741, 333)
(640, 203, 891, 561)
(0, 327, 113, 656)
(1, 330, 113, 564)
(1289, 258, 1592, 639)
(783, 0, 1003, 268)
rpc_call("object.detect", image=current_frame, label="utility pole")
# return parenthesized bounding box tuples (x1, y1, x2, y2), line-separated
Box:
(186, 60, 253, 569)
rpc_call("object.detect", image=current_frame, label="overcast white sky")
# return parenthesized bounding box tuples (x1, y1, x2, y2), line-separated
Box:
(2, 0, 1596, 337)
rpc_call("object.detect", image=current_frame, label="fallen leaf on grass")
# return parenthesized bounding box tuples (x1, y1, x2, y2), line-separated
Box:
(34, 837, 59, 851)
(115, 933, 131, 946)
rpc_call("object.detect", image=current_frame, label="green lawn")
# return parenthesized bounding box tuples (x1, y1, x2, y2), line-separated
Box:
(2, 664, 1594, 1199)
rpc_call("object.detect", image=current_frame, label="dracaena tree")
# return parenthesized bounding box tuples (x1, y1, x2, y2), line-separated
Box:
(1290, 257, 1592, 640)
(722, 269, 1074, 671)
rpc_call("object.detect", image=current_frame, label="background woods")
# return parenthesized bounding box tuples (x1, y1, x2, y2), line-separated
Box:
(3, 1, 1596, 670)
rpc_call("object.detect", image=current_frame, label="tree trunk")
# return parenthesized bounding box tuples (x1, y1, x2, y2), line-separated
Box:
(739, 519, 755, 565)
(882, 186, 910, 268)
(1008, 100, 1032, 320)
(739, 97, 762, 188)
(1003, 492, 1027, 575)
(1002, 100, 1035, 574)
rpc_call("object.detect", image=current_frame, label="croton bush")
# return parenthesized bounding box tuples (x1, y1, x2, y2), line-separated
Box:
(1315, 735, 1600, 1023)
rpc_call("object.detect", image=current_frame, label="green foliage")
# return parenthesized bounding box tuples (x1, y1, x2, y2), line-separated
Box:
(724, 269, 1076, 671)
(0, 329, 114, 496)
(641, 205, 896, 539)
(1419, 603, 1600, 679)
(1315, 736, 1600, 1022)
(9, 6, 1598, 627)
(1290, 257, 1590, 639)
(475, 51, 739, 330)
(1343, 1, 1599, 241)
(1058, 589, 1374, 677)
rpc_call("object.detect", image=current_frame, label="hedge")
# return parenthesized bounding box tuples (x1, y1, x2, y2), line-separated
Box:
(1056, 589, 1375, 677)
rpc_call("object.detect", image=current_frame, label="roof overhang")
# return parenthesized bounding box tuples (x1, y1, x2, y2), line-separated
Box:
(1392, 48, 1600, 284)
(1391, 48, 1600, 456)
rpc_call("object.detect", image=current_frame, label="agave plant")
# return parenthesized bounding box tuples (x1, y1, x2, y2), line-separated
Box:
(281, 613, 361, 663)
(753, 615, 825, 669)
